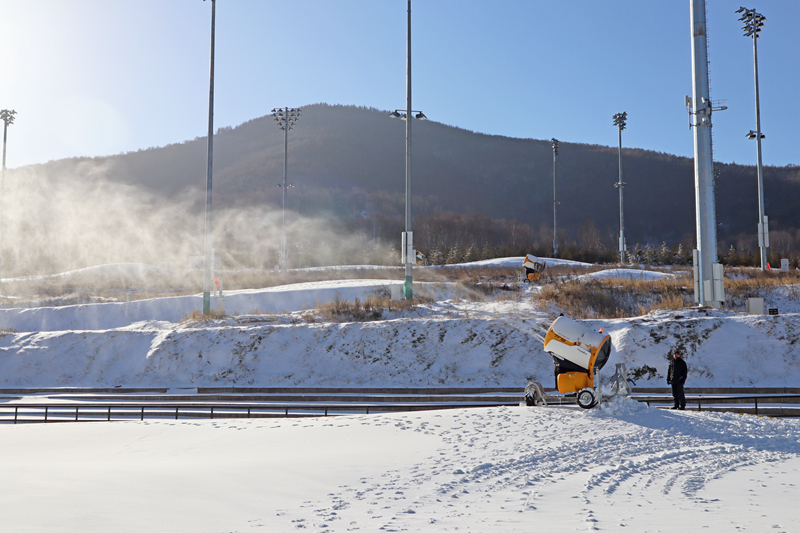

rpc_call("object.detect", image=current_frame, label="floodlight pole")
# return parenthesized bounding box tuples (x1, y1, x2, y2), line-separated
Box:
(388, 1, 427, 299)
(0, 109, 15, 278)
(404, 0, 413, 300)
(551, 138, 559, 257)
(613, 112, 627, 264)
(739, 6, 768, 270)
(271, 107, 301, 271)
(202, 0, 216, 315)
(689, 0, 723, 307)
(283, 110, 288, 270)
(0, 110, 14, 195)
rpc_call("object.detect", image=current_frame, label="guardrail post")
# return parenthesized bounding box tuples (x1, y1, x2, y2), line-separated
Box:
(366, 407, 369, 414)
(755, 397, 758, 415)
(210, 407, 214, 419)
(698, 400, 702, 412)
(75, 407, 79, 422)
(141, 407, 144, 421)
(247, 407, 251, 418)
(325, 407, 328, 416)
(45, 406, 49, 422)
(175, 407, 179, 420)
(14, 406, 18, 424)
(285, 407, 288, 417)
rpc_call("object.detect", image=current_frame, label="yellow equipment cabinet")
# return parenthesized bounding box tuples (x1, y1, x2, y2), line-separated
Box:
(542, 315, 612, 408)
(521, 254, 546, 282)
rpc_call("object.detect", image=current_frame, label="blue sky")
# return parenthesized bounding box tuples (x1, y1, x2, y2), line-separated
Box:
(0, 0, 797, 168)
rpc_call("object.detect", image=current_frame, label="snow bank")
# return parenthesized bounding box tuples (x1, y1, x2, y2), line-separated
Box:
(0, 279, 454, 332)
(457, 256, 593, 268)
(576, 268, 675, 281)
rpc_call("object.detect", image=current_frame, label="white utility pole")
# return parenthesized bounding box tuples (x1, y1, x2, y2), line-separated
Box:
(688, 0, 725, 307)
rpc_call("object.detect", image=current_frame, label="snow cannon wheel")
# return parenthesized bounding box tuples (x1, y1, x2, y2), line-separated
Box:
(576, 388, 597, 409)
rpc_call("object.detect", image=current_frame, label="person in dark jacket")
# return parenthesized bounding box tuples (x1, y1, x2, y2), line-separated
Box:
(667, 352, 688, 410)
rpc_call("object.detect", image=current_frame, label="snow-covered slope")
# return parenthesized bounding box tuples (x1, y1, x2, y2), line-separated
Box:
(2, 399, 799, 532)
(0, 271, 799, 387)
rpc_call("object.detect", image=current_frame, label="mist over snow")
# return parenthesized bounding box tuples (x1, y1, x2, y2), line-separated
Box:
(0, 162, 396, 277)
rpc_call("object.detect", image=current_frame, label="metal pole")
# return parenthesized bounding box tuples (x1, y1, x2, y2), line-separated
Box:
(1, 120, 7, 195)
(690, 0, 720, 307)
(617, 127, 625, 263)
(753, 33, 767, 270)
(403, 0, 413, 300)
(552, 147, 557, 257)
(282, 107, 288, 271)
(202, 0, 216, 315)
(1, 119, 7, 276)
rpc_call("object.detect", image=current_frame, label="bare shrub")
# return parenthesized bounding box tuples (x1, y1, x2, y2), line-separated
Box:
(533, 275, 693, 319)
(181, 308, 226, 323)
(316, 293, 430, 322)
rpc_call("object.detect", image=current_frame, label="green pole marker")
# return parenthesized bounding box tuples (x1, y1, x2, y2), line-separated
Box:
(403, 275, 413, 300)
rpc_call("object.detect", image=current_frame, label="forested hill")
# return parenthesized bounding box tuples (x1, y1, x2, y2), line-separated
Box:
(20, 103, 800, 246)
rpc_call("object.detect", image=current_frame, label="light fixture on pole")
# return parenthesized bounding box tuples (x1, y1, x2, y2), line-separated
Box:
(271, 107, 301, 271)
(612, 111, 627, 264)
(737, 6, 769, 270)
(389, 0, 426, 300)
(201, 0, 216, 315)
(551, 138, 559, 257)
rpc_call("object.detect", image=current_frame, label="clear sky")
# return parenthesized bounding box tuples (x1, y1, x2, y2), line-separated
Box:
(0, 0, 797, 169)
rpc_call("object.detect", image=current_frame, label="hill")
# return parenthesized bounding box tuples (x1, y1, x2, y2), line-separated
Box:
(5, 103, 800, 273)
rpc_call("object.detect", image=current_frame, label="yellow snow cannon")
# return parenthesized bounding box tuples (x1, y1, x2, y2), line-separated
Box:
(542, 315, 612, 409)
(521, 254, 547, 283)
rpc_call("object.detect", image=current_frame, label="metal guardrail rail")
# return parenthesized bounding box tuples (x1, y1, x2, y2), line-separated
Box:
(0, 401, 520, 424)
(2, 388, 800, 423)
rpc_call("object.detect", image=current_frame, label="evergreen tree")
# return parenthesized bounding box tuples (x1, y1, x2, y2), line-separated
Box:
(446, 245, 462, 264)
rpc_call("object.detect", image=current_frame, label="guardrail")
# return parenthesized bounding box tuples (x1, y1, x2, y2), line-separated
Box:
(3, 389, 800, 424)
(0, 401, 521, 424)
(633, 394, 800, 416)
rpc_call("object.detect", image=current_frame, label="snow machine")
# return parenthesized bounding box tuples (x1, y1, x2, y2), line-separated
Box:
(520, 254, 546, 283)
(542, 315, 611, 409)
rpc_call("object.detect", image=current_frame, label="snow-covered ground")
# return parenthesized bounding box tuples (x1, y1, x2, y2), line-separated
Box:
(577, 267, 676, 281)
(2, 399, 798, 532)
(2, 261, 800, 531)
(0, 265, 798, 388)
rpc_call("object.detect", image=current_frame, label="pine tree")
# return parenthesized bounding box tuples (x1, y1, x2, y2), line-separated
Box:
(643, 244, 656, 265)
(446, 245, 462, 265)
(657, 242, 671, 265)
(463, 244, 476, 263)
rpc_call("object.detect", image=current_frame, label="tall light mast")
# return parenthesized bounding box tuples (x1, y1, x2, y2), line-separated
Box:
(687, 0, 725, 307)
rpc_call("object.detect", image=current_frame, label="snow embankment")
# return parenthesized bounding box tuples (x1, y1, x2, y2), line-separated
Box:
(0, 279, 449, 333)
(0, 300, 554, 388)
(576, 268, 676, 281)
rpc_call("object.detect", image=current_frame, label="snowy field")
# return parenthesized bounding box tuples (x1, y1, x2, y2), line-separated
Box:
(2, 399, 798, 532)
(1, 260, 800, 531)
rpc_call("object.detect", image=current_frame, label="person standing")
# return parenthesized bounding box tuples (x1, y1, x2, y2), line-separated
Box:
(667, 352, 688, 410)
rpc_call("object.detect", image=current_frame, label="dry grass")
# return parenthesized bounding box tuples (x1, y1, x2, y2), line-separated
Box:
(724, 267, 800, 299)
(533, 275, 693, 319)
(532, 267, 800, 319)
(181, 308, 226, 322)
(315, 293, 433, 322)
